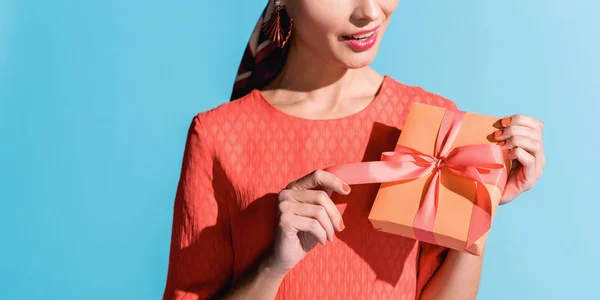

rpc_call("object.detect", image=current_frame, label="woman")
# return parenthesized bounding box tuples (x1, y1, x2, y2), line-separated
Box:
(163, 0, 545, 299)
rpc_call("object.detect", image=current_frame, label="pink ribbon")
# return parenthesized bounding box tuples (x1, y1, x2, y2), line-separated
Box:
(325, 109, 507, 249)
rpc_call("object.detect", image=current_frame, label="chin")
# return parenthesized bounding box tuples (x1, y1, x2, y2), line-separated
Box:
(337, 49, 379, 69)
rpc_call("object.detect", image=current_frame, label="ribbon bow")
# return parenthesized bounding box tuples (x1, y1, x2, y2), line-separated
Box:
(325, 109, 507, 251)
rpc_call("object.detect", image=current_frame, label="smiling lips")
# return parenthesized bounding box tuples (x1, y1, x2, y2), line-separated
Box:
(342, 26, 380, 52)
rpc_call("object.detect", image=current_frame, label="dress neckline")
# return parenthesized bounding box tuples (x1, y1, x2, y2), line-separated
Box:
(252, 75, 390, 122)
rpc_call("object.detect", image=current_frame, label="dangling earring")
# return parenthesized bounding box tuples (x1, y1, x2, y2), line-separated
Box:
(262, 0, 293, 48)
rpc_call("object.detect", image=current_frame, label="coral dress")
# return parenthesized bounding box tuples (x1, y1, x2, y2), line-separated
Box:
(163, 76, 458, 299)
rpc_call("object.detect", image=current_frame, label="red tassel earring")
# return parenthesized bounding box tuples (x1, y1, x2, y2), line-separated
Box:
(262, 0, 293, 48)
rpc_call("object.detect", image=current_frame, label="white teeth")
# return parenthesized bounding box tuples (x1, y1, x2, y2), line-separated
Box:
(350, 31, 374, 40)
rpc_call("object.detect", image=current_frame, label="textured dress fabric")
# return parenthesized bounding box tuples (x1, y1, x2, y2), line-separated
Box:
(163, 76, 459, 300)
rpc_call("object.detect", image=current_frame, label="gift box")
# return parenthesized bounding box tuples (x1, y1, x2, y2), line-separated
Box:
(326, 102, 511, 255)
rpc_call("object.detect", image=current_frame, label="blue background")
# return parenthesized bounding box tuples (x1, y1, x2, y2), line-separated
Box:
(1, 0, 598, 299)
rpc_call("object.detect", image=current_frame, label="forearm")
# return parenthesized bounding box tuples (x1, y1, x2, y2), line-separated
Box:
(220, 256, 285, 300)
(419, 249, 484, 300)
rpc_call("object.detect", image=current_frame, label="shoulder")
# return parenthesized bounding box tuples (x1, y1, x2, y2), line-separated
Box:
(195, 90, 259, 123)
(193, 90, 260, 134)
(385, 76, 458, 110)
(187, 90, 260, 151)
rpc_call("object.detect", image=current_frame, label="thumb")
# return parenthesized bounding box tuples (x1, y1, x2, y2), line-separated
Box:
(289, 169, 351, 195)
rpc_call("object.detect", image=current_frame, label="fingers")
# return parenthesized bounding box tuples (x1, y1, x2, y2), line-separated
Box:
(494, 124, 541, 142)
(286, 202, 336, 242)
(498, 135, 542, 155)
(279, 213, 329, 246)
(541, 151, 546, 168)
(279, 189, 344, 232)
(287, 169, 351, 196)
(501, 115, 544, 130)
(276, 169, 351, 247)
(505, 147, 537, 190)
(496, 114, 545, 179)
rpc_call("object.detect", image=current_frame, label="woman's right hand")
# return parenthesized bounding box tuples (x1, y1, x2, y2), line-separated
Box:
(265, 169, 351, 277)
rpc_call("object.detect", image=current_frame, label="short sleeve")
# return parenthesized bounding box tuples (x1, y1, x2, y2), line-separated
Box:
(163, 115, 234, 300)
(415, 242, 450, 299)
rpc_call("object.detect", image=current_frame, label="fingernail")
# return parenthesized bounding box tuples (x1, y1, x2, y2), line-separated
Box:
(501, 117, 512, 127)
(339, 219, 345, 231)
(497, 141, 506, 147)
(494, 130, 503, 138)
(503, 149, 510, 155)
(342, 183, 351, 193)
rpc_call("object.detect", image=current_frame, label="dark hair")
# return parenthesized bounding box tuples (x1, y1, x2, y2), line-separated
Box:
(230, 2, 292, 101)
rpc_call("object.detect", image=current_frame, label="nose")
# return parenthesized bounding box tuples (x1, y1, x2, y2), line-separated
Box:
(352, 0, 381, 24)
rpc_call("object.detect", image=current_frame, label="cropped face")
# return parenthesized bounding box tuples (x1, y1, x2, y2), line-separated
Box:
(283, 0, 400, 69)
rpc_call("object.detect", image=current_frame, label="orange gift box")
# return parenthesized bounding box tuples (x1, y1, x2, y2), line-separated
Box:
(326, 102, 511, 256)
(368, 102, 511, 255)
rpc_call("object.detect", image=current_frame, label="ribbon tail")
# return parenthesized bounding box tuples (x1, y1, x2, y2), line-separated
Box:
(324, 159, 434, 186)
(465, 181, 493, 250)
(444, 160, 504, 253)
(413, 170, 440, 245)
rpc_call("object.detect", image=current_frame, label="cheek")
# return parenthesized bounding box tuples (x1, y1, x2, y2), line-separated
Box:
(286, 0, 351, 37)
(380, 0, 400, 18)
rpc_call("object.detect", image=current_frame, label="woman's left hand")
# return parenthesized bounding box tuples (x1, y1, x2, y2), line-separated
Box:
(494, 114, 546, 205)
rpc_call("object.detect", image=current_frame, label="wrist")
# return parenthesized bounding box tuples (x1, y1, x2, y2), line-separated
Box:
(258, 254, 287, 283)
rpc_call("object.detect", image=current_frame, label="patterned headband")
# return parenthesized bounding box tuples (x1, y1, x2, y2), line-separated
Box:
(230, 2, 291, 101)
